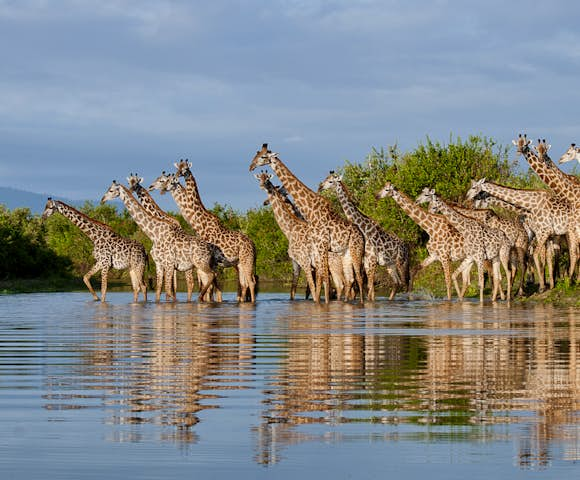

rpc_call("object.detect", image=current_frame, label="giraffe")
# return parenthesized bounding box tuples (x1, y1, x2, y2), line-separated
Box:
(127, 173, 180, 297)
(318, 172, 408, 301)
(254, 171, 330, 303)
(535, 138, 580, 187)
(41, 198, 147, 302)
(446, 200, 529, 297)
(264, 184, 347, 300)
(559, 143, 580, 165)
(470, 189, 561, 291)
(249, 144, 365, 303)
(415, 188, 512, 302)
(126, 173, 222, 302)
(101, 181, 217, 303)
(514, 134, 580, 280)
(171, 161, 257, 303)
(466, 178, 570, 291)
(376, 182, 468, 300)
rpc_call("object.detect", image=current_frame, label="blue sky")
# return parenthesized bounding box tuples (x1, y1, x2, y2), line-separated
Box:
(1, 0, 579, 212)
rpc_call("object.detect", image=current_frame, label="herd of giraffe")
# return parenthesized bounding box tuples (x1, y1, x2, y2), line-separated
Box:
(41, 134, 580, 304)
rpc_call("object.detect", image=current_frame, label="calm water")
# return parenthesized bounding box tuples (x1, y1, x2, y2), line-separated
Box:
(0, 292, 579, 479)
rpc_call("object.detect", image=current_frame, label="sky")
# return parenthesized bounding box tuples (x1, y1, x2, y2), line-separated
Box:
(1, 0, 580, 213)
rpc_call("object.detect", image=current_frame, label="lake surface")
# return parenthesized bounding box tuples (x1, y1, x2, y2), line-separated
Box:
(0, 292, 578, 479)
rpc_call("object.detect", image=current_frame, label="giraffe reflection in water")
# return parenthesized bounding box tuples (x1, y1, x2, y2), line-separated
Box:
(44, 301, 256, 446)
(254, 302, 580, 468)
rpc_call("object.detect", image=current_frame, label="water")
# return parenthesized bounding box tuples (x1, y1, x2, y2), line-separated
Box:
(0, 292, 578, 479)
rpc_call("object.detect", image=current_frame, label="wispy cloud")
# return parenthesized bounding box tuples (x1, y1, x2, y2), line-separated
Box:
(2, 0, 580, 208)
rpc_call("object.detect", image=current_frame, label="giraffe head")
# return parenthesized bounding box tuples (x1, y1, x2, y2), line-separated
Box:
(465, 178, 487, 201)
(375, 181, 396, 200)
(148, 171, 179, 194)
(415, 187, 436, 205)
(559, 143, 580, 164)
(126, 173, 144, 192)
(254, 170, 275, 194)
(174, 159, 192, 178)
(471, 190, 492, 209)
(100, 180, 122, 203)
(534, 138, 551, 159)
(41, 197, 58, 220)
(416, 188, 443, 213)
(512, 133, 532, 154)
(249, 143, 277, 171)
(318, 171, 341, 193)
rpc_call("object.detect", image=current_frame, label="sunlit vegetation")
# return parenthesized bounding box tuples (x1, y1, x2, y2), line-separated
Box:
(1, 135, 578, 300)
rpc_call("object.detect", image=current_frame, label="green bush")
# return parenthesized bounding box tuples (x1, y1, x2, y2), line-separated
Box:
(0, 205, 72, 280)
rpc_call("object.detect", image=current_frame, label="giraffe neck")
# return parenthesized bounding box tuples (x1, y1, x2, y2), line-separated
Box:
(334, 181, 369, 227)
(133, 184, 179, 225)
(523, 147, 578, 204)
(182, 170, 207, 210)
(266, 185, 304, 238)
(451, 203, 491, 223)
(117, 185, 171, 241)
(170, 181, 219, 232)
(54, 201, 114, 243)
(389, 189, 446, 236)
(482, 182, 547, 210)
(270, 157, 329, 222)
(479, 195, 526, 214)
(432, 198, 473, 235)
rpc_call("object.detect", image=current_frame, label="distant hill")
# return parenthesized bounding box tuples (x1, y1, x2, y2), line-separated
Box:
(0, 186, 84, 215)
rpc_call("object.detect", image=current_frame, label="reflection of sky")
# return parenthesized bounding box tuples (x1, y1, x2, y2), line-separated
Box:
(2, 1, 580, 210)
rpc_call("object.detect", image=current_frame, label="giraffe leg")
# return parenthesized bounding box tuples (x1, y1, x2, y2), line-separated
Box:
(389, 262, 402, 300)
(439, 258, 453, 300)
(567, 231, 579, 283)
(290, 259, 301, 301)
(329, 254, 344, 301)
(211, 275, 223, 302)
(173, 270, 178, 299)
(129, 269, 140, 302)
(153, 265, 163, 302)
(164, 269, 176, 302)
(185, 269, 194, 302)
(491, 259, 503, 302)
(197, 269, 215, 301)
(477, 262, 485, 303)
(515, 247, 527, 296)
(313, 265, 322, 304)
(319, 248, 330, 304)
(304, 266, 317, 303)
(533, 240, 547, 292)
(83, 263, 102, 301)
(139, 263, 148, 302)
(460, 267, 472, 298)
(452, 258, 473, 301)
(238, 257, 256, 303)
(500, 247, 511, 301)
(100, 266, 109, 303)
(133, 268, 147, 302)
(364, 256, 377, 302)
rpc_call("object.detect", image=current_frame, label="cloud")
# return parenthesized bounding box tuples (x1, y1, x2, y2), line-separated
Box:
(1, 1, 580, 209)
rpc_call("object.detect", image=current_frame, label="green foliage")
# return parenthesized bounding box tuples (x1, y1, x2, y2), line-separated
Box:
(338, 135, 521, 250)
(3, 133, 567, 296)
(244, 206, 291, 280)
(0, 205, 72, 280)
(210, 203, 244, 231)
